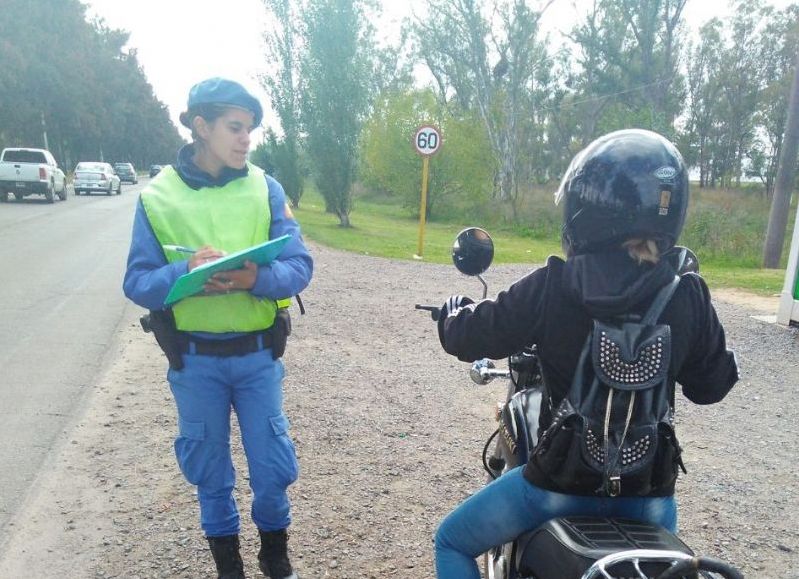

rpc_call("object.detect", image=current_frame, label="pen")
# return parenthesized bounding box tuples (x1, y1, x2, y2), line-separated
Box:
(163, 244, 197, 254)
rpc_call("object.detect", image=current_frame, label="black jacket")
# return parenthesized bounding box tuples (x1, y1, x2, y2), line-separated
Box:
(438, 250, 738, 493)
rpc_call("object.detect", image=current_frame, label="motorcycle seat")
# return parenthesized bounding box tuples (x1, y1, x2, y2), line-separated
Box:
(516, 516, 694, 579)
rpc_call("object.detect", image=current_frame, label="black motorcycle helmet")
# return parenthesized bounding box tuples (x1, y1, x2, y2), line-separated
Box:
(555, 129, 689, 256)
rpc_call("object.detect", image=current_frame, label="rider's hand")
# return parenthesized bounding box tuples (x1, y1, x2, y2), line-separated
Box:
(441, 295, 475, 318)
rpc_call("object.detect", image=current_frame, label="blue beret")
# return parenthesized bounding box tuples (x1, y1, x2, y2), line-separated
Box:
(180, 77, 263, 128)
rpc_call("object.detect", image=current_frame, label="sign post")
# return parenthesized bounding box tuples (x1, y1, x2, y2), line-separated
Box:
(413, 124, 442, 258)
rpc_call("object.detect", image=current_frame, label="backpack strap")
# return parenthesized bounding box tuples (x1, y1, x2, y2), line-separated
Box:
(642, 275, 680, 325)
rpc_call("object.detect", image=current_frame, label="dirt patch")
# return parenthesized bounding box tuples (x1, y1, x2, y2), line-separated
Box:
(0, 243, 797, 578)
(712, 288, 781, 314)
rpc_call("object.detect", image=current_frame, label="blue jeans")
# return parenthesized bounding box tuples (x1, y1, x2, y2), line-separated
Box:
(168, 349, 299, 537)
(434, 466, 677, 579)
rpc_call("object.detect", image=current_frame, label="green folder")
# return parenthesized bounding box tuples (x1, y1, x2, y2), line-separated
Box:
(164, 234, 292, 306)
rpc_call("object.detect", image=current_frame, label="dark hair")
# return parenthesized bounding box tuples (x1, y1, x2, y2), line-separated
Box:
(179, 103, 229, 141)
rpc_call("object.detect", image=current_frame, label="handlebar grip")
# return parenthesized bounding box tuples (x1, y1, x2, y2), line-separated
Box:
(415, 304, 441, 321)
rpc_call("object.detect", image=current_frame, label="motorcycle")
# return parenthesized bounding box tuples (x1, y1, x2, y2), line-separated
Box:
(416, 227, 742, 579)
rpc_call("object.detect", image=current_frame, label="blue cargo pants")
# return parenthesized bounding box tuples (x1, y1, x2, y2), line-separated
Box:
(167, 348, 298, 537)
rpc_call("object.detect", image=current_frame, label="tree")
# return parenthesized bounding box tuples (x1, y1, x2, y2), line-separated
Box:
(360, 89, 495, 218)
(621, 0, 687, 128)
(249, 128, 306, 204)
(567, 0, 687, 141)
(763, 46, 799, 268)
(681, 1, 795, 192)
(749, 4, 799, 197)
(681, 19, 723, 188)
(540, 52, 586, 179)
(0, 0, 183, 169)
(712, 1, 766, 187)
(249, 139, 276, 175)
(261, 0, 304, 207)
(413, 0, 553, 213)
(299, 0, 379, 226)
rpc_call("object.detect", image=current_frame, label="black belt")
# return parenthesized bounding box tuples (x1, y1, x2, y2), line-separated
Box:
(179, 330, 274, 357)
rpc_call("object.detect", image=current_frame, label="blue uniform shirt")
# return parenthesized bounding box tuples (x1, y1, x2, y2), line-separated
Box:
(123, 144, 313, 327)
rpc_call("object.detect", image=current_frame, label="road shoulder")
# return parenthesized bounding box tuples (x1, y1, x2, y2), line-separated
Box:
(0, 314, 205, 578)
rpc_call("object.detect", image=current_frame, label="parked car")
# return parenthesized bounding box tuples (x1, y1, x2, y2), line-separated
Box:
(149, 164, 163, 178)
(0, 147, 67, 203)
(73, 162, 122, 196)
(114, 162, 138, 184)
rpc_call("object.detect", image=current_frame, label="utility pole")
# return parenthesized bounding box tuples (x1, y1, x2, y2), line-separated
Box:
(763, 49, 799, 268)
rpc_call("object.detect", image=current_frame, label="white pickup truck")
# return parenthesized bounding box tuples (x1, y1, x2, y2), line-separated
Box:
(0, 147, 68, 203)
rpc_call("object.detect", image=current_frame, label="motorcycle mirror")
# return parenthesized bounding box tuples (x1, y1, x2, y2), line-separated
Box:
(452, 227, 494, 277)
(669, 246, 700, 275)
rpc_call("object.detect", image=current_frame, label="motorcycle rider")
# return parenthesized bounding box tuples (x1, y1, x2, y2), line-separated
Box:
(434, 129, 739, 579)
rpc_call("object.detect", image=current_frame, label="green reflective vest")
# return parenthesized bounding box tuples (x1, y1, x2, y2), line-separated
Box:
(141, 164, 285, 333)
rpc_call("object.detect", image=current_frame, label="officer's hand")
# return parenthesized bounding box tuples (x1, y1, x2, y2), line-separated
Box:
(441, 295, 475, 318)
(204, 260, 258, 294)
(188, 246, 226, 271)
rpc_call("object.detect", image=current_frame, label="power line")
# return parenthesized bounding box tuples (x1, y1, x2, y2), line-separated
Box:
(546, 75, 677, 112)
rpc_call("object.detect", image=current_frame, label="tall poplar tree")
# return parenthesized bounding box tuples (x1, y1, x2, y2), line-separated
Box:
(299, 0, 377, 226)
(261, 0, 304, 207)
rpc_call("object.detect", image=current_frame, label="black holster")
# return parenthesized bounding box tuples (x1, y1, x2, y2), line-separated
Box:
(140, 309, 185, 370)
(271, 308, 291, 359)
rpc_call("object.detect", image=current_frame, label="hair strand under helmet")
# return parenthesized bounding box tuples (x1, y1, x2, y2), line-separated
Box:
(179, 77, 263, 129)
(555, 129, 689, 256)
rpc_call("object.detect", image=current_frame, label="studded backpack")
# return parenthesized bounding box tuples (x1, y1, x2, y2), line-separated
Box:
(531, 275, 685, 497)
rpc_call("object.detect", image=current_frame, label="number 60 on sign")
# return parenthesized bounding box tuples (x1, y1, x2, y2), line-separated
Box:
(414, 125, 442, 157)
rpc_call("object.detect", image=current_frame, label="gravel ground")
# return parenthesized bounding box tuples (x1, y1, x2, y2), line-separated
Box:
(0, 241, 797, 578)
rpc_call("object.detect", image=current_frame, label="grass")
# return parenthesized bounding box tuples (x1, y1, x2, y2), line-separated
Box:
(700, 264, 786, 296)
(293, 187, 562, 265)
(293, 185, 793, 296)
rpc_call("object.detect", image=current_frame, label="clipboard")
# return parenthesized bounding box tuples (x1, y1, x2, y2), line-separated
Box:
(164, 234, 292, 305)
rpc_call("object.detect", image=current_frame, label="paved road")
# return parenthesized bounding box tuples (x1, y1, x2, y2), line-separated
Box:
(0, 182, 143, 543)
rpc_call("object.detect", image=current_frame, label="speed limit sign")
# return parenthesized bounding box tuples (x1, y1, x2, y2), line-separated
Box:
(413, 124, 442, 258)
(414, 125, 442, 156)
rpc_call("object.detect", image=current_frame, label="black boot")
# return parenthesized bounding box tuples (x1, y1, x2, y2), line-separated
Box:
(207, 534, 246, 579)
(258, 529, 298, 579)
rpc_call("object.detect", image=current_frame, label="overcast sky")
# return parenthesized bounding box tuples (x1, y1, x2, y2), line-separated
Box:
(82, 0, 794, 143)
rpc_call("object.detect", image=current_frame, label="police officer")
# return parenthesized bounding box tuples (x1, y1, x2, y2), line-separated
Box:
(123, 78, 312, 579)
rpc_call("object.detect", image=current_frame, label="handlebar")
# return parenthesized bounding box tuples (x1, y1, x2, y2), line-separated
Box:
(415, 303, 536, 388)
(470, 359, 511, 385)
(415, 304, 441, 321)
